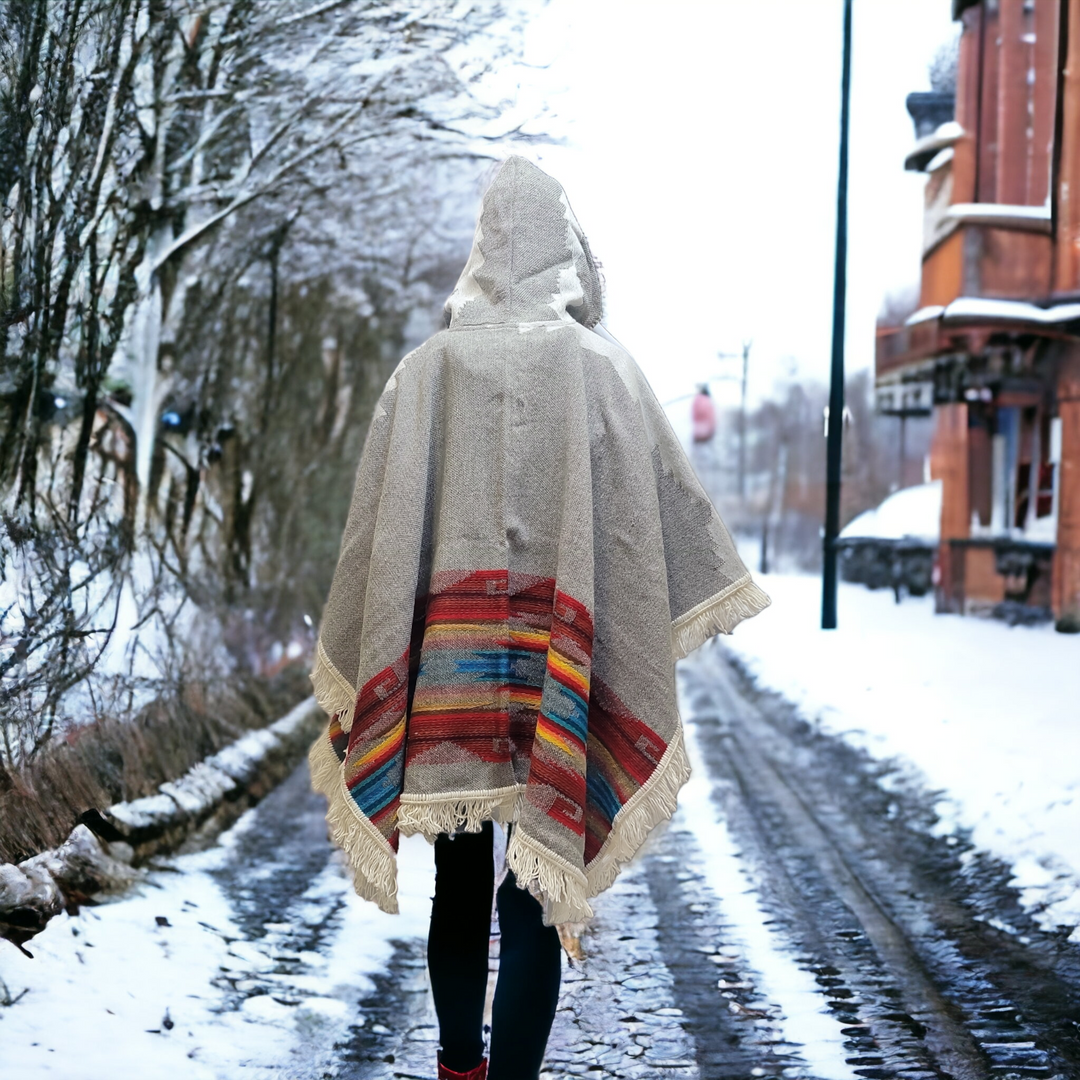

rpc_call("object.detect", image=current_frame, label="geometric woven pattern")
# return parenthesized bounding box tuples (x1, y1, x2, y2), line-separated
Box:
(405, 569, 666, 852)
(344, 651, 409, 848)
(583, 680, 667, 865)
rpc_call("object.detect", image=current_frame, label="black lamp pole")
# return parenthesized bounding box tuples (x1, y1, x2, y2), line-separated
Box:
(822, 0, 853, 631)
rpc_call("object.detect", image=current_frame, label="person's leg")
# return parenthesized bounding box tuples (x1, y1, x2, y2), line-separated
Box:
(428, 822, 495, 1074)
(488, 868, 562, 1080)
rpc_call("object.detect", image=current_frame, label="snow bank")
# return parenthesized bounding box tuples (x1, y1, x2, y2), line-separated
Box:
(107, 793, 184, 835)
(0, 820, 436, 1080)
(104, 696, 322, 845)
(721, 573, 1080, 937)
(2, 697, 323, 949)
(159, 763, 236, 818)
(839, 480, 941, 543)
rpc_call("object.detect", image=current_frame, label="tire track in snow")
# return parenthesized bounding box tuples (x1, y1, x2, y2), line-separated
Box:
(682, 641, 1070, 1080)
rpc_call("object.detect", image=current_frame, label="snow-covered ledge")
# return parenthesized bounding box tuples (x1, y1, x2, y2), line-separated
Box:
(906, 297, 1080, 328)
(944, 202, 1053, 233)
(0, 696, 322, 955)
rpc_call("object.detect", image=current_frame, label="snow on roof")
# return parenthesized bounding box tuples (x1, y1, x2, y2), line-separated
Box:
(944, 296, 1080, 324)
(905, 297, 1080, 328)
(934, 120, 964, 141)
(905, 305, 945, 326)
(840, 480, 941, 543)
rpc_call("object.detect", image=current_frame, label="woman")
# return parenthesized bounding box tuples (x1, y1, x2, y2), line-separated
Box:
(309, 156, 769, 1080)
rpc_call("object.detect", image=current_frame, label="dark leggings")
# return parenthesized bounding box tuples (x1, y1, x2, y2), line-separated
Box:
(428, 822, 562, 1079)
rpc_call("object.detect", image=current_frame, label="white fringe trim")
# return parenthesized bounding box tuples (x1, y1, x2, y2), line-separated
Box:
(309, 640, 358, 731)
(501, 723, 694, 926)
(507, 826, 592, 926)
(399, 786, 523, 837)
(584, 723, 692, 898)
(308, 728, 398, 914)
(309, 720, 693, 931)
(670, 575, 771, 660)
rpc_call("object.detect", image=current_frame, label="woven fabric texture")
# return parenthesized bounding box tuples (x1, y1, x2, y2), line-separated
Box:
(309, 156, 770, 924)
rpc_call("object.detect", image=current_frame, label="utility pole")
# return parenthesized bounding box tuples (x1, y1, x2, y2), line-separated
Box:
(717, 340, 752, 503)
(739, 340, 750, 504)
(822, 0, 852, 631)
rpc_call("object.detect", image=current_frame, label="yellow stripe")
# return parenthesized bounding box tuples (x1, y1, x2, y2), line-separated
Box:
(536, 722, 576, 755)
(587, 738, 635, 799)
(411, 690, 502, 711)
(536, 719, 586, 764)
(409, 685, 544, 712)
(356, 718, 405, 767)
(509, 688, 542, 704)
(547, 650, 589, 697)
(423, 622, 502, 639)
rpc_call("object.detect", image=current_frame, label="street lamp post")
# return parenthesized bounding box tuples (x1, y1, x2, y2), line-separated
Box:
(822, 0, 853, 631)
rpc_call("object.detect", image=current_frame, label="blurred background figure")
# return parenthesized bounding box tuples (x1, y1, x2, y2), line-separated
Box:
(691, 384, 716, 443)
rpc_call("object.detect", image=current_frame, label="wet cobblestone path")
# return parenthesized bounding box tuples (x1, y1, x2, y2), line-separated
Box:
(334, 840, 799, 1080)
(209, 644, 1080, 1079)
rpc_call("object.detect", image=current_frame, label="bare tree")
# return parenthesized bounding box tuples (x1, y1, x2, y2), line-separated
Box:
(929, 32, 960, 96)
(710, 370, 925, 575)
(0, 0, 534, 770)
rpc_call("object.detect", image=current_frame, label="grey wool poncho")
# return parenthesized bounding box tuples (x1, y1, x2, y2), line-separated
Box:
(309, 156, 770, 925)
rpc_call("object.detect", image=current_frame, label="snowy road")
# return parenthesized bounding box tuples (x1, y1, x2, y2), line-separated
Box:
(3, 646, 1080, 1079)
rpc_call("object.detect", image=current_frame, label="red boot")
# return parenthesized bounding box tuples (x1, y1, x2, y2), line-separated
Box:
(437, 1056, 487, 1080)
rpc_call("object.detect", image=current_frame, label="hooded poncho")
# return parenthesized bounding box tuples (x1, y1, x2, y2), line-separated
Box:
(309, 156, 770, 924)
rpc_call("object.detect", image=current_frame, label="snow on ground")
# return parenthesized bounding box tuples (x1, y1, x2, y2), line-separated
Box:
(6, 574, 1077, 1076)
(724, 572, 1080, 936)
(0, 809, 435, 1080)
(839, 480, 941, 542)
(677, 708, 859, 1080)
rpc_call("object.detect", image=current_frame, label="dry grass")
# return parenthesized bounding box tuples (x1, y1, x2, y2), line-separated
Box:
(0, 666, 309, 865)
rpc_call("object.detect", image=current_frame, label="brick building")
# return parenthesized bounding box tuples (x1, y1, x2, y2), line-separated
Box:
(876, 0, 1080, 630)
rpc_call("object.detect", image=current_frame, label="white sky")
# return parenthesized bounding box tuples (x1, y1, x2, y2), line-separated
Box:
(495, 0, 958, 408)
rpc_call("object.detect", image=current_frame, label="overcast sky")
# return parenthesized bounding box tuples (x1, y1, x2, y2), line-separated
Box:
(492, 0, 958, 409)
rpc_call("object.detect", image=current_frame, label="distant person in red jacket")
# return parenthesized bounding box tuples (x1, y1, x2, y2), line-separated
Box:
(691, 384, 716, 442)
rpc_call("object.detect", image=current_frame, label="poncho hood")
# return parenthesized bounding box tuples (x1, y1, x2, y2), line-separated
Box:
(309, 157, 769, 927)
(444, 155, 604, 329)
